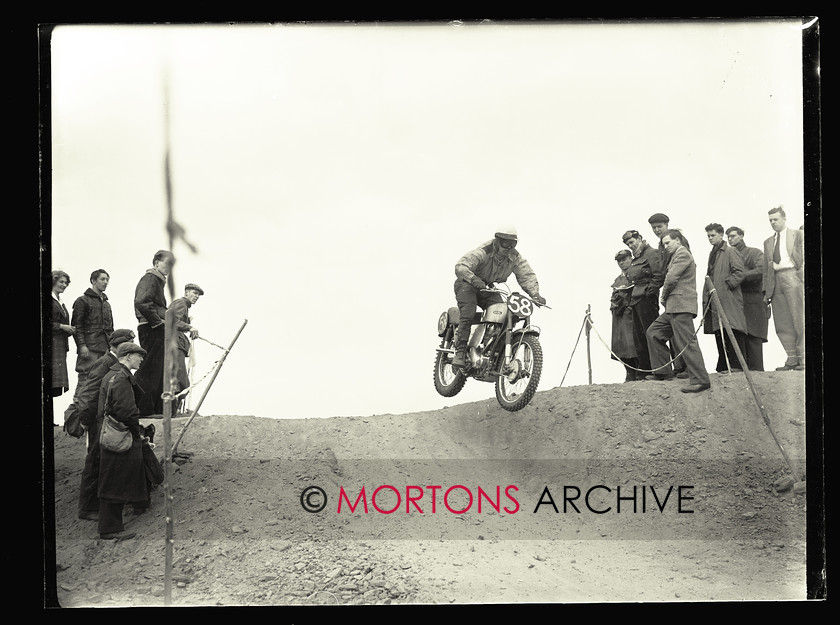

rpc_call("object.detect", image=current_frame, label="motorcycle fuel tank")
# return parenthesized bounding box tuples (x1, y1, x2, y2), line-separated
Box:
(481, 302, 507, 323)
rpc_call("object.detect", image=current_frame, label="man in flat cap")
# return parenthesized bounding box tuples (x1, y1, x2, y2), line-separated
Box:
(96, 341, 150, 541)
(134, 250, 175, 416)
(165, 283, 204, 413)
(75, 329, 138, 520)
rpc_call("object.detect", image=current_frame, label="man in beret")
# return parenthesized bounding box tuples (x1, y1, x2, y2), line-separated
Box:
(165, 283, 204, 413)
(75, 329, 137, 520)
(134, 250, 175, 416)
(610, 249, 639, 381)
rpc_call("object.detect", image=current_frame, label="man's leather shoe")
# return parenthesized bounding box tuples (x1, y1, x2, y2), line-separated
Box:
(645, 374, 675, 381)
(681, 383, 711, 393)
(100, 531, 136, 541)
(78, 511, 99, 521)
(775, 361, 800, 371)
(676, 371, 689, 379)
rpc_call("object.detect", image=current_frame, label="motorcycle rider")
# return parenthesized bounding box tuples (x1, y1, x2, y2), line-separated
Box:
(452, 226, 546, 368)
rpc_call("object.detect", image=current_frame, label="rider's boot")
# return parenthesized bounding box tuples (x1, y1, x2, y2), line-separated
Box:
(453, 340, 467, 368)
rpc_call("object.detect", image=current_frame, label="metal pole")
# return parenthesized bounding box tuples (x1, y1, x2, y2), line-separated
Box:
(585, 305, 593, 385)
(162, 312, 179, 605)
(704, 276, 801, 482)
(172, 319, 248, 456)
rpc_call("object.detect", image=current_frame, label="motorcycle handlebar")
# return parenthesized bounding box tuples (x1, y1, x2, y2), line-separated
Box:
(479, 286, 551, 309)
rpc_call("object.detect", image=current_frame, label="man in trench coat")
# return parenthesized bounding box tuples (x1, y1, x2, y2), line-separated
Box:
(702, 223, 748, 373)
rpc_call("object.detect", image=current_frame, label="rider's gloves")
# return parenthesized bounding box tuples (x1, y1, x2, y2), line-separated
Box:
(533, 294, 547, 306)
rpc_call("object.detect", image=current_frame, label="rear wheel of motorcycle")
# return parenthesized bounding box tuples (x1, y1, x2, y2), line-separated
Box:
(433, 344, 467, 397)
(495, 334, 543, 412)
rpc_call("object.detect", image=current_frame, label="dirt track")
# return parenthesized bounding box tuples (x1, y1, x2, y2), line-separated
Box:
(48, 370, 808, 606)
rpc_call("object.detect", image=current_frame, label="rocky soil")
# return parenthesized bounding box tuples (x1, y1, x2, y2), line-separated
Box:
(46, 370, 811, 606)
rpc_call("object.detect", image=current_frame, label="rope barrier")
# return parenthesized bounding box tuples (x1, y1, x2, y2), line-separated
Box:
(173, 335, 231, 401)
(585, 295, 715, 375)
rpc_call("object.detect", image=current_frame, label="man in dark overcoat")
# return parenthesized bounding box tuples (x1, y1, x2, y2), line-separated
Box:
(75, 329, 136, 520)
(726, 226, 768, 371)
(96, 342, 150, 540)
(622, 229, 663, 378)
(646, 231, 711, 393)
(133, 250, 175, 416)
(702, 223, 747, 373)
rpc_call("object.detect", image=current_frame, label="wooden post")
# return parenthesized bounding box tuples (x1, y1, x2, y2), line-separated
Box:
(704, 276, 801, 482)
(162, 310, 179, 605)
(172, 319, 248, 456)
(585, 305, 593, 384)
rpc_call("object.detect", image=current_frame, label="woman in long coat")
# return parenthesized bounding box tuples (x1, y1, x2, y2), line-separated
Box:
(50, 270, 75, 397)
(610, 250, 639, 381)
(96, 342, 150, 540)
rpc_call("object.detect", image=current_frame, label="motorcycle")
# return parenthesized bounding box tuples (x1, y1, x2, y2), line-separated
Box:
(433, 284, 547, 412)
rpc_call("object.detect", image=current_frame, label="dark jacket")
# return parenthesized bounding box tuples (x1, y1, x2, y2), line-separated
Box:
(134, 269, 168, 327)
(626, 242, 663, 305)
(454, 240, 541, 299)
(703, 241, 747, 334)
(71, 288, 114, 353)
(97, 363, 148, 503)
(732, 241, 769, 341)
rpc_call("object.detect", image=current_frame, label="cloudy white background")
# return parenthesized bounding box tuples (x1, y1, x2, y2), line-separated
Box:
(47, 19, 810, 420)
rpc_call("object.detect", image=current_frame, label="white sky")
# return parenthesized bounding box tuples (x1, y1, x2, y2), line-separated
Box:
(47, 19, 811, 419)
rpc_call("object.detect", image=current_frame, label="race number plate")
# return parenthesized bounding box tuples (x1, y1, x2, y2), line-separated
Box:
(507, 293, 533, 317)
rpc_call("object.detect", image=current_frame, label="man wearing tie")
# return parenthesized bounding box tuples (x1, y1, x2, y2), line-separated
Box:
(763, 206, 805, 371)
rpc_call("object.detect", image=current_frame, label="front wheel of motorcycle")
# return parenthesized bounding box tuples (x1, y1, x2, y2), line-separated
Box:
(495, 334, 543, 412)
(433, 343, 467, 397)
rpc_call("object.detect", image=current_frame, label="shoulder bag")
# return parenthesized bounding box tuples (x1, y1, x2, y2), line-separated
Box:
(99, 376, 133, 453)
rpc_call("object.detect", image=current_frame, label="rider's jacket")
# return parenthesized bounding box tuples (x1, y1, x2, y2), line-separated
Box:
(455, 239, 540, 299)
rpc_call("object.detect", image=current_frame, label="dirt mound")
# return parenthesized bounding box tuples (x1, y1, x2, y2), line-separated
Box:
(48, 371, 808, 606)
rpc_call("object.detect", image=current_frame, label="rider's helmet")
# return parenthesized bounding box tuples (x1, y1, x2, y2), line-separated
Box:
(494, 225, 518, 241)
